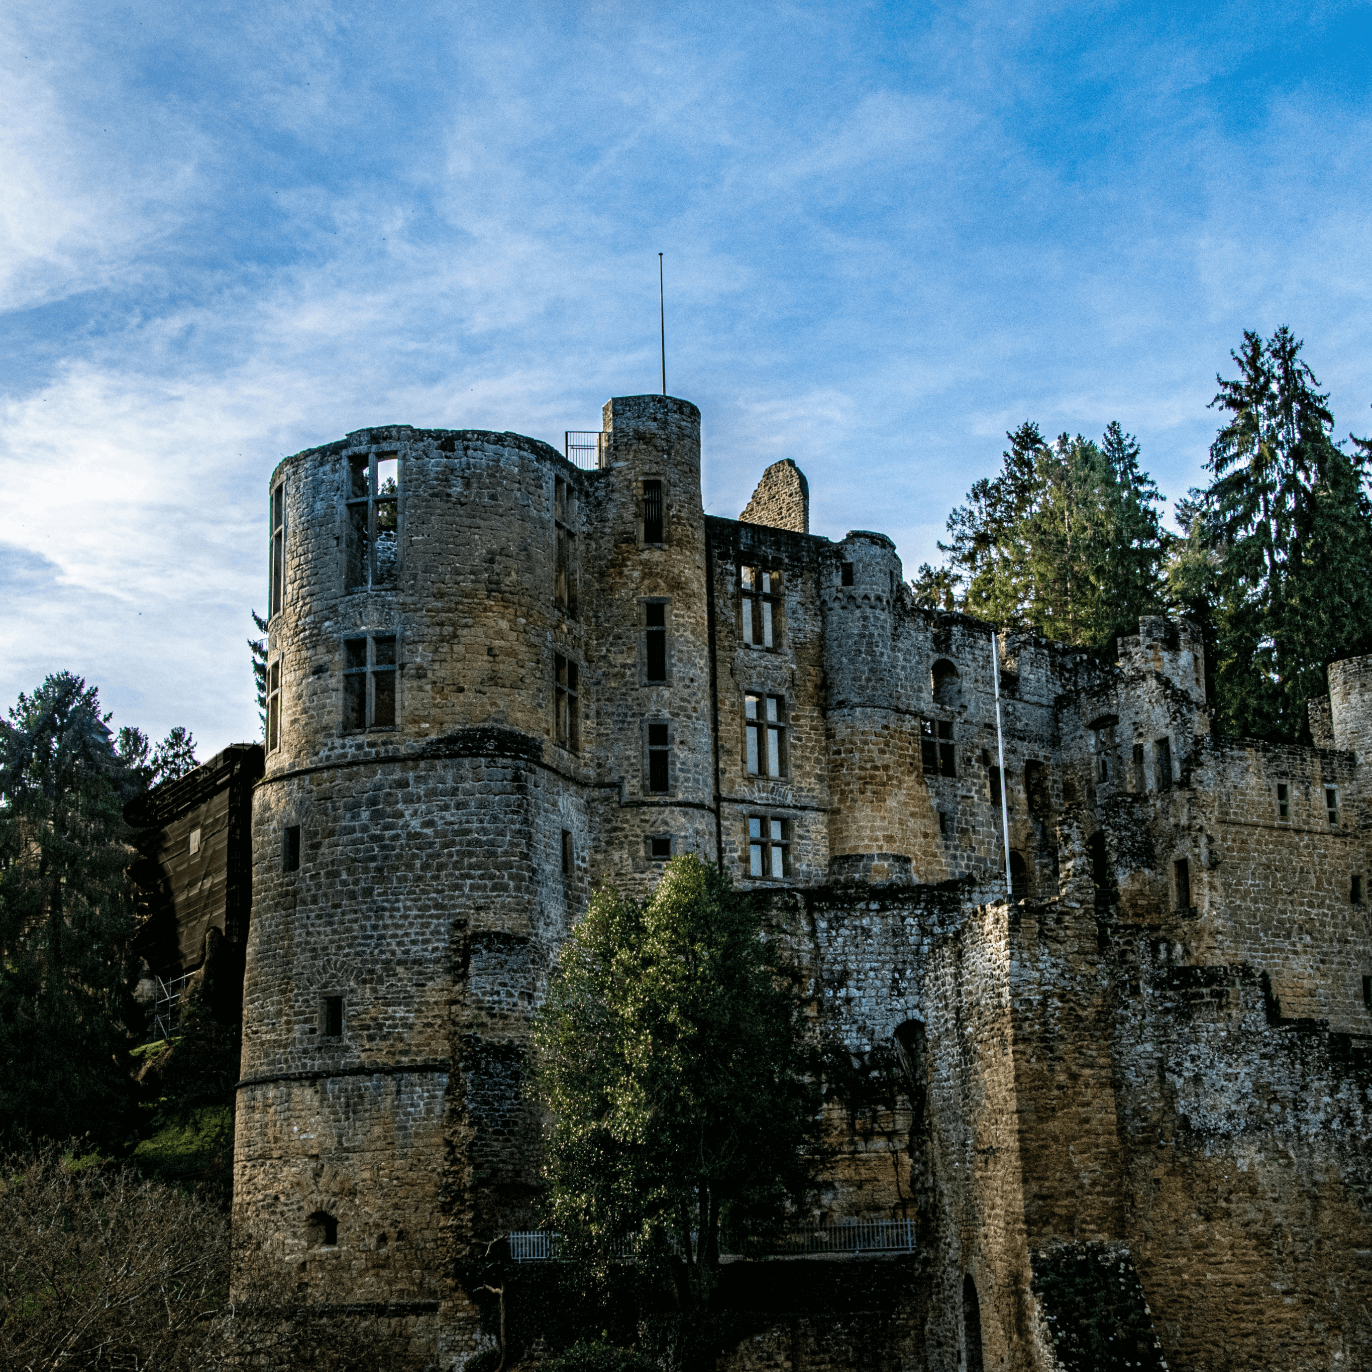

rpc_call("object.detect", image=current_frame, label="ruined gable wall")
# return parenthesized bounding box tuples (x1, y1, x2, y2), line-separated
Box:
(739, 457, 810, 534)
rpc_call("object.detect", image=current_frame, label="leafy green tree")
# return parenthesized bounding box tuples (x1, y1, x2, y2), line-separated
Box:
(0, 674, 141, 1145)
(1193, 327, 1372, 740)
(937, 422, 1168, 646)
(531, 856, 823, 1326)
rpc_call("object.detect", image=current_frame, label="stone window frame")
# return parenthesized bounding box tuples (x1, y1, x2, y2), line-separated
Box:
(283, 824, 301, 873)
(342, 632, 399, 734)
(640, 597, 671, 685)
(267, 658, 282, 752)
(646, 834, 673, 861)
(744, 692, 788, 778)
(344, 449, 400, 592)
(561, 829, 573, 875)
(643, 718, 672, 795)
(1154, 736, 1173, 792)
(554, 475, 579, 619)
(740, 566, 783, 650)
(931, 659, 961, 709)
(1275, 780, 1290, 820)
(1325, 784, 1339, 826)
(554, 653, 581, 753)
(269, 479, 286, 621)
(640, 474, 667, 547)
(745, 814, 791, 880)
(320, 994, 345, 1039)
(307, 1210, 339, 1249)
(921, 718, 956, 778)
(1088, 715, 1119, 784)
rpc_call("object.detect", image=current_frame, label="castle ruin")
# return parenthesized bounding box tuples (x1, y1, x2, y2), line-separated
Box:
(234, 394, 1372, 1370)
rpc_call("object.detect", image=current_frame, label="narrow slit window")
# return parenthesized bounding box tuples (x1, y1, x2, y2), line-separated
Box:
(267, 660, 282, 752)
(644, 602, 667, 681)
(560, 829, 573, 875)
(747, 816, 790, 880)
(1326, 786, 1338, 825)
(284, 825, 301, 873)
(1364, 975, 1371, 1009)
(1009, 851, 1029, 900)
(938, 811, 949, 836)
(345, 452, 400, 589)
(1154, 737, 1173, 792)
(323, 996, 343, 1038)
(1174, 857, 1191, 910)
(642, 479, 664, 544)
(1352, 875, 1363, 905)
(555, 477, 578, 618)
(269, 482, 286, 618)
(555, 655, 580, 751)
(745, 694, 787, 777)
(1276, 782, 1289, 819)
(989, 766, 1002, 806)
(647, 722, 669, 793)
(343, 635, 398, 732)
(741, 567, 780, 648)
(840, 561, 854, 586)
(1132, 742, 1146, 790)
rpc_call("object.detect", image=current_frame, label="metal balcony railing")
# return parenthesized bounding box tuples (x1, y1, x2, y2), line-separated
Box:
(508, 1218, 915, 1262)
(564, 432, 605, 471)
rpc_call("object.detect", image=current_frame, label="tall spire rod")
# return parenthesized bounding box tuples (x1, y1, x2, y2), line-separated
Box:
(659, 252, 666, 396)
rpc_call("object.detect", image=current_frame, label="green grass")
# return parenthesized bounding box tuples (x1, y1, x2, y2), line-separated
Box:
(132, 1106, 234, 1197)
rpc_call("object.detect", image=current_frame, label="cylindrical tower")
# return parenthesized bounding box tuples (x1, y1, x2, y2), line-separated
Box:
(1330, 654, 1372, 764)
(236, 424, 593, 1366)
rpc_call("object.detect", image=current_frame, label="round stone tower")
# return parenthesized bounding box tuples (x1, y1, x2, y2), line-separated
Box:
(236, 424, 595, 1366)
(1329, 653, 1372, 764)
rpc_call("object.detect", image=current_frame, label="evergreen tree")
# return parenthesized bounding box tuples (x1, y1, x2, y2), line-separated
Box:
(0, 674, 141, 1144)
(1195, 327, 1372, 740)
(250, 610, 269, 737)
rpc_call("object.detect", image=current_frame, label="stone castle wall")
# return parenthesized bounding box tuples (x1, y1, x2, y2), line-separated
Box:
(236, 393, 1372, 1372)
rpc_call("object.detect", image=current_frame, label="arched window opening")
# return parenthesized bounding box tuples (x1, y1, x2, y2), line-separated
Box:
(931, 659, 961, 708)
(1009, 851, 1029, 900)
(307, 1211, 338, 1249)
(1024, 760, 1050, 819)
(963, 1273, 986, 1372)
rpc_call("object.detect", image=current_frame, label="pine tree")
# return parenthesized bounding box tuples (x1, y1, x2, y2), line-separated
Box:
(250, 610, 269, 737)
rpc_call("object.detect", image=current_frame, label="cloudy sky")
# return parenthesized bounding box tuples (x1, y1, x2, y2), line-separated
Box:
(3, 0, 1370, 756)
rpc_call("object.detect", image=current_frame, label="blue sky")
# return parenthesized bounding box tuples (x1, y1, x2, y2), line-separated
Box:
(2, 0, 1370, 755)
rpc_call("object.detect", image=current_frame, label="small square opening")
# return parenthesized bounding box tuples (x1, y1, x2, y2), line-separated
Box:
(649, 836, 672, 860)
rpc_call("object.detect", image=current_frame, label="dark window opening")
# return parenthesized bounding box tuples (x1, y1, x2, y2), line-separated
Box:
(1326, 786, 1338, 825)
(267, 660, 282, 752)
(745, 694, 788, 777)
(323, 996, 343, 1037)
(1099, 757, 1109, 782)
(938, 811, 949, 837)
(649, 835, 672, 860)
(642, 479, 664, 543)
(308, 1211, 339, 1248)
(1132, 742, 1146, 790)
(1174, 857, 1192, 910)
(561, 829, 573, 875)
(1009, 851, 1029, 900)
(343, 635, 397, 732)
(741, 566, 781, 648)
(931, 659, 960, 708)
(1353, 875, 1363, 906)
(645, 601, 667, 681)
(345, 452, 399, 590)
(989, 766, 1002, 807)
(648, 722, 669, 793)
(376, 1233, 388, 1252)
(284, 825, 301, 873)
(1364, 975, 1371, 1009)
(921, 720, 955, 777)
(270, 482, 286, 618)
(1024, 760, 1049, 817)
(1154, 737, 1173, 791)
(555, 655, 580, 751)
(840, 561, 854, 586)
(748, 816, 790, 879)
(555, 476, 579, 618)
(1088, 830, 1109, 895)
(963, 1274, 985, 1372)
(1276, 782, 1289, 819)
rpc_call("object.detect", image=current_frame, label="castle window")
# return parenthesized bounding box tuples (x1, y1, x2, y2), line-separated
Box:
(1174, 857, 1192, 910)
(555, 477, 578, 618)
(931, 659, 960, 708)
(555, 655, 580, 751)
(1009, 851, 1029, 899)
(840, 561, 854, 586)
(643, 601, 668, 682)
(1364, 975, 1371, 1010)
(647, 722, 670, 793)
(938, 811, 949, 837)
(307, 1211, 339, 1248)
(284, 825, 301, 873)
(1326, 786, 1338, 825)
(648, 835, 672, 860)
(741, 567, 780, 648)
(1154, 737, 1173, 791)
(1088, 830, 1109, 895)
(267, 660, 281, 752)
(1024, 760, 1049, 817)
(269, 481, 286, 619)
(1131, 742, 1146, 790)
(1353, 875, 1363, 905)
(989, 765, 1002, 806)
(1090, 718, 1117, 782)
(921, 720, 955, 777)
(748, 816, 790, 879)
(343, 635, 397, 731)
(323, 996, 343, 1038)
(561, 829, 573, 875)
(745, 694, 787, 777)
(346, 452, 399, 590)
(642, 479, 664, 544)
(1276, 782, 1289, 819)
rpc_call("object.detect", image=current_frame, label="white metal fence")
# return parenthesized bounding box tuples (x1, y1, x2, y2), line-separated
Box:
(564, 432, 605, 470)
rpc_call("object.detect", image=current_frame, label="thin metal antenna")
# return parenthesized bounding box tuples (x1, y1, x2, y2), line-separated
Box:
(659, 253, 666, 396)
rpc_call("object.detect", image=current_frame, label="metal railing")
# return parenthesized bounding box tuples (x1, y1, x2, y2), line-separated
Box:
(150, 972, 194, 1043)
(564, 432, 604, 471)
(508, 1218, 915, 1263)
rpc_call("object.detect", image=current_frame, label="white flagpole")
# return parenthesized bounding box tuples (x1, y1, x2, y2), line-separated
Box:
(992, 630, 1012, 899)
